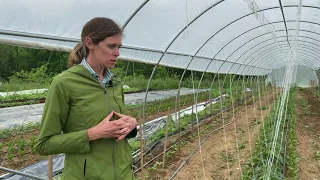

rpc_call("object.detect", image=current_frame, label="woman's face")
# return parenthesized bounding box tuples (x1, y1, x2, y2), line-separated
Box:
(89, 34, 122, 69)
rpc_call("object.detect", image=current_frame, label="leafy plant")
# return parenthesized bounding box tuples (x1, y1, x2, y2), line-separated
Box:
(7, 146, 15, 160)
(148, 161, 163, 171)
(18, 139, 26, 151)
(29, 135, 38, 152)
(315, 151, 320, 160)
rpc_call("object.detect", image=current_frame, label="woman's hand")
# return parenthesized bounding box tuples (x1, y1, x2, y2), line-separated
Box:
(88, 111, 137, 141)
(112, 111, 138, 141)
(88, 112, 128, 141)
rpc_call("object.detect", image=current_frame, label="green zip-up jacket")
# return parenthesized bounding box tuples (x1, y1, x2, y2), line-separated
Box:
(36, 65, 137, 180)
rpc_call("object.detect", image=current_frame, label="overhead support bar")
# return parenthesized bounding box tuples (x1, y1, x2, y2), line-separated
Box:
(278, 0, 291, 48)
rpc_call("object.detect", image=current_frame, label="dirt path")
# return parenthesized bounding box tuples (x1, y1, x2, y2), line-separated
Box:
(136, 89, 278, 180)
(296, 89, 320, 180)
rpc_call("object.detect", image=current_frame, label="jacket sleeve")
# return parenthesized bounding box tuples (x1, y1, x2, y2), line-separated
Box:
(35, 77, 90, 155)
(122, 85, 137, 139)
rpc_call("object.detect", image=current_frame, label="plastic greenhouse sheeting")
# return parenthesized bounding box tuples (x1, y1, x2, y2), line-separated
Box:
(0, 0, 320, 77)
(266, 65, 319, 87)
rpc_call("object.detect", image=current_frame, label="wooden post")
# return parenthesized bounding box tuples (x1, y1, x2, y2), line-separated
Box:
(163, 108, 170, 168)
(191, 103, 194, 132)
(48, 155, 53, 180)
(139, 115, 144, 180)
(210, 90, 213, 122)
(177, 84, 181, 138)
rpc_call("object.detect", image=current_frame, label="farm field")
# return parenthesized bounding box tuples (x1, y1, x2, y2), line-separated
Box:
(1, 1, 320, 179)
(134, 89, 278, 179)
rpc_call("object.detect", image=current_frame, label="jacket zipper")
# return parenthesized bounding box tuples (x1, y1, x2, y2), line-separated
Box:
(112, 87, 122, 114)
(104, 86, 117, 180)
(112, 142, 117, 180)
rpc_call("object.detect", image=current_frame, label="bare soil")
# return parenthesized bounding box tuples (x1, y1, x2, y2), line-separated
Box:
(296, 89, 320, 180)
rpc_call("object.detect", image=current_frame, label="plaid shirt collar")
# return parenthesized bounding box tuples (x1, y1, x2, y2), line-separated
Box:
(80, 58, 114, 87)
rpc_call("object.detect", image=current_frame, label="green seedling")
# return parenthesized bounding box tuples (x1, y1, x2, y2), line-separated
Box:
(315, 151, 320, 160)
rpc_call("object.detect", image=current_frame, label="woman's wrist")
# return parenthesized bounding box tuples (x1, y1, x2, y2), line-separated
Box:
(88, 126, 100, 141)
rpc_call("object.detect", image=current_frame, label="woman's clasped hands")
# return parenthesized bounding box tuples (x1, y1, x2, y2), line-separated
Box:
(88, 111, 137, 141)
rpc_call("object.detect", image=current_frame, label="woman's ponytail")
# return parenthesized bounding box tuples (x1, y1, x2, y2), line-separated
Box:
(68, 42, 86, 68)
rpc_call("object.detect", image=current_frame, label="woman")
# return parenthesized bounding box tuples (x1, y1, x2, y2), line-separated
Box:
(36, 17, 138, 180)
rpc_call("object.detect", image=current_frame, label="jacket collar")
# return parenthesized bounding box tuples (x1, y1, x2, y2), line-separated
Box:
(67, 65, 120, 87)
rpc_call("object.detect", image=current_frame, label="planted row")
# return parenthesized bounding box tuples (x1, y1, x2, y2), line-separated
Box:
(242, 87, 297, 179)
(0, 134, 38, 161)
(285, 88, 298, 179)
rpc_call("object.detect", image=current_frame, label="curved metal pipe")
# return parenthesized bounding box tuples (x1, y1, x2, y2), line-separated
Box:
(228, 36, 320, 74)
